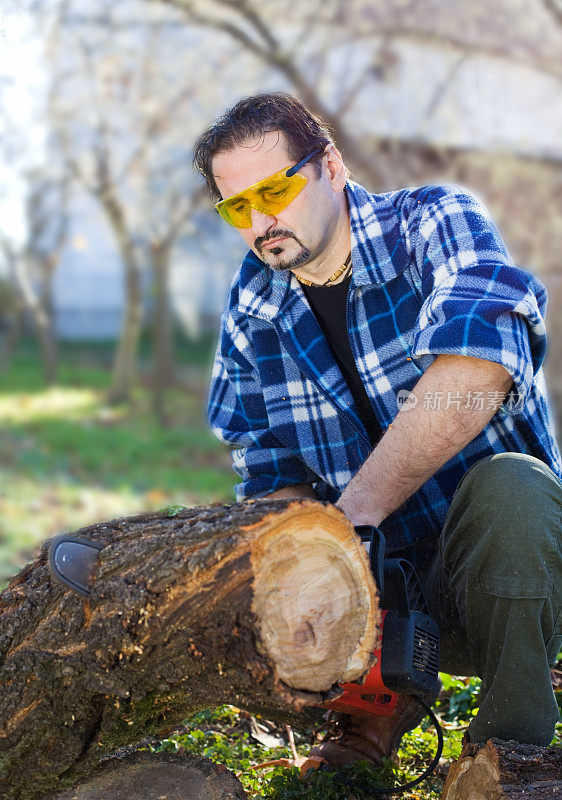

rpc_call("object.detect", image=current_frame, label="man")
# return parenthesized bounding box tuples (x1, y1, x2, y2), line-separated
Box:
(194, 92, 562, 767)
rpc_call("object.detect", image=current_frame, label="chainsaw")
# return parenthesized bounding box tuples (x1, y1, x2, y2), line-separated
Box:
(49, 525, 443, 794)
(312, 525, 444, 793)
(330, 526, 441, 718)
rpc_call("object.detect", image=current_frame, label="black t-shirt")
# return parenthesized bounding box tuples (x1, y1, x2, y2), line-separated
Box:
(300, 274, 383, 448)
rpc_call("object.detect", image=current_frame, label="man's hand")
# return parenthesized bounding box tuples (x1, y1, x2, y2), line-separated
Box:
(337, 354, 514, 526)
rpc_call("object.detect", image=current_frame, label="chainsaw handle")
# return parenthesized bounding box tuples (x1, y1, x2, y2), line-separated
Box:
(355, 525, 385, 598)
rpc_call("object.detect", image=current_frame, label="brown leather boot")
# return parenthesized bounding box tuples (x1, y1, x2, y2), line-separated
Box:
(309, 695, 426, 767)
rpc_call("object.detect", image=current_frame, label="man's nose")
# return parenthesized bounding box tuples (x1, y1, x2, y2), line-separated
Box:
(250, 207, 277, 237)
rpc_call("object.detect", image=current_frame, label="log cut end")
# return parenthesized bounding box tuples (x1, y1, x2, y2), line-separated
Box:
(47, 750, 247, 800)
(441, 738, 562, 800)
(250, 501, 380, 692)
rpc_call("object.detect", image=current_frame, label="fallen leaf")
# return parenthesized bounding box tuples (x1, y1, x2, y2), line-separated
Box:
(248, 754, 326, 777)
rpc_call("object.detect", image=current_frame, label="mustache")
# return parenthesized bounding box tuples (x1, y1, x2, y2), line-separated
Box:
(254, 229, 298, 251)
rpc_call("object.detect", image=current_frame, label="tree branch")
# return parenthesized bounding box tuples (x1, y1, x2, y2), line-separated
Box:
(335, 59, 382, 117)
(542, 0, 562, 25)
(422, 53, 470, 120)
(157, 0, 270, 60)
(334, 23, 562, 82)
(213, 0, 280, 51)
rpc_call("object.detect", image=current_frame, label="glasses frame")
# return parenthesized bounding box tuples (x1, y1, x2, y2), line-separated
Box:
(214, 148, 323, 228)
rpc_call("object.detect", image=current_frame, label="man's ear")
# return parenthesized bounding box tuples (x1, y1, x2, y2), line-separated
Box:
(324, 144, 347, 192)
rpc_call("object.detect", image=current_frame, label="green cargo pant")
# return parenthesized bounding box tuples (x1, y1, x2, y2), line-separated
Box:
(419, 452, 561, 745)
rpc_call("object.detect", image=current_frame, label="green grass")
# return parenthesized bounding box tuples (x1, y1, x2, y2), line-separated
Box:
(149, 690, 468, 799)
(151, 674, 559, 799)
(0, 338, 233, 584)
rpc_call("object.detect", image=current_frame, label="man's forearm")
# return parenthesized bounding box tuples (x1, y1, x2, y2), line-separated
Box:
(337, 354, 514, 526)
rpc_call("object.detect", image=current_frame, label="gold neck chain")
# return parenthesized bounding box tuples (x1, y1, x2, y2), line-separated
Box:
(296, 253, 352, 287)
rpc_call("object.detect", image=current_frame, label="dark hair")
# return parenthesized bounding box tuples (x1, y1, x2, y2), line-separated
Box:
(193, 92, 344, 202)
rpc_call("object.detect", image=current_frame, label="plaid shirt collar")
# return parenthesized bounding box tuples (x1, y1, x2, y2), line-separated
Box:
(236, 180, 410, 321)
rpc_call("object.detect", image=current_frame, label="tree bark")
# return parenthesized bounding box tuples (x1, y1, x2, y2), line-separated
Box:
(0, 499, 379, 800)
(441, 738, 562, 800)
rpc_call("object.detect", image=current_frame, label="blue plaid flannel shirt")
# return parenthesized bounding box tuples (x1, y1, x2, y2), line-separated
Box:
(208, 180, 562, 557)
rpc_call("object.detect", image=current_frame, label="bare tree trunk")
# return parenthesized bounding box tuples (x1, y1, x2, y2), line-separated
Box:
(150, 239, 175, 426)
(103, 196, 144, 404)
(109, 260, 143, 402)
(0, 499, 379, 800)
(0, 298, 24, 375)
(39, 254, 60, 377)
(13, 254, 58, 385)
(36, 310, 58, 385)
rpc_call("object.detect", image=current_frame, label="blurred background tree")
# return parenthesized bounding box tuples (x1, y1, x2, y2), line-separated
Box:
(48, 2, 239, 408)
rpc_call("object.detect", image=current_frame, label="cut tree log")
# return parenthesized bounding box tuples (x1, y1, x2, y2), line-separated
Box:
(441, 737, 562, 799)
(51, 749, 247, 800)
(0, 498, 379, 800)
(44, 749, 248, 800)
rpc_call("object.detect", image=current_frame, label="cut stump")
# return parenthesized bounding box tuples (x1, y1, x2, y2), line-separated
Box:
(441, 738, 562, 799)
(0, 498, 379, 800)
(44, 750, 247, 800)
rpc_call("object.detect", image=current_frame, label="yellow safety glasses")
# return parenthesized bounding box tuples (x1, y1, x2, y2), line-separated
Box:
(214, 149, 321, 228)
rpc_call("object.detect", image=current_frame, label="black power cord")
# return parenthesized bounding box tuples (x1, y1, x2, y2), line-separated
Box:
(366, 695, 444, 796)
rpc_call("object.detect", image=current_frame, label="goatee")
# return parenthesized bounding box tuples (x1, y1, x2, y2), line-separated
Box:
(255, 230, 310, 272)
(268, 247, 311, 272)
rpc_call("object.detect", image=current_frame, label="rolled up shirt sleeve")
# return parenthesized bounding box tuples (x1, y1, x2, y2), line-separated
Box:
(410, 187, 548, 410)
(207, 312, 318, 500)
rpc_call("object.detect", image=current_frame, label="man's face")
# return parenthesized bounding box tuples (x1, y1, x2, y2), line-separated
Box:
(211, 131, 344, 272)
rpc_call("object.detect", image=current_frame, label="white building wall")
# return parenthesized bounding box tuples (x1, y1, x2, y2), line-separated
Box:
(53, 189, 125, 339)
